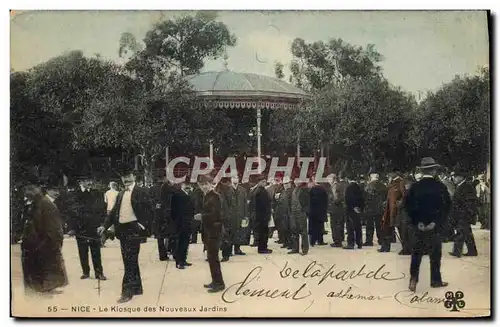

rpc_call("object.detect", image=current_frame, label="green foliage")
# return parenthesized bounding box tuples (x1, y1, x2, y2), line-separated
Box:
(274, 61, 285, 80)
(10, 71, 74, 182)
(409, 68, 490, 173)
(289, 37, 383, 91)
(133, 11, 237, 76)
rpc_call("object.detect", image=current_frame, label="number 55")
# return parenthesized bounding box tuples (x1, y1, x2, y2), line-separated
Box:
(47, 306, 58, 312)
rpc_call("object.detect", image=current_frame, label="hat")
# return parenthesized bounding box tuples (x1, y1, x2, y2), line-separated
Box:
(198, 174, 214, 184)
(255, 174, 267, 182)
(451, 165, 468, 177)
(417, 157, 440, 169)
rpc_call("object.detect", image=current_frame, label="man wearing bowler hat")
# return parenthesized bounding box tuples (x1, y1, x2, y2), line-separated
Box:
(405, 157, 451, 292)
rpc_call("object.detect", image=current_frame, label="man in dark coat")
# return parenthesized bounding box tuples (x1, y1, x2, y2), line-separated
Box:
(289, 179, 310, 255)
(247, 180, 260, 247)
(449, 169, 479, 257)
(252, 175, 273, 254)
(229, 176, 250, 255)
(198, 175, 225, 293)
(156, 180, 176, 261)
(68, 178, 107, 281)
(191, 185, 204, 244)
(99, 168, 154, 303)
(379, 171, 405, 253)
(217, 178, 234, 261)
(22, 184, 68, 294)
(396, 177, 413, 255)
(405, 157, 451, 292)
(328, 173, 348, 248)
(272, 181, 285, 244)
(171, 182, 194, 269)
(308, 181, 328, 246)
(344, 176, 364, 249)
(274, 178, 293, 249)
(363, 172, 387, 246)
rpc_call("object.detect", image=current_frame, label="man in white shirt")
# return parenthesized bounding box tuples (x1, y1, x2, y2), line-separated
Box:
(102, 182, 119, 246)
(104, 182, 119, 215)
(98, 168, 153, 303)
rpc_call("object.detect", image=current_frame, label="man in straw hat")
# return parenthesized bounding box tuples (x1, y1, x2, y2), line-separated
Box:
(449, 167, 479, 257)
(196, 174, 226, 292)
(405, 157, 451, 292)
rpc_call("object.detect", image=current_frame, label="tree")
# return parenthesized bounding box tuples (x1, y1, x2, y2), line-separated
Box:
(73, 62, 232, 184)
(120, 11, 237, 77)
(269, 75, 417, 174)
(10, 71, 73, 183)
(274, 61, 285, 80)
(288, 38, 383, 91)
(270, 37, 389, 173)
(409, 68, 490, 173)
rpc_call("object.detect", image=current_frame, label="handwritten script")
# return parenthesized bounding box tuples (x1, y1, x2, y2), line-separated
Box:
(221, 261, 405, 304)
(280, 261, 406, 285)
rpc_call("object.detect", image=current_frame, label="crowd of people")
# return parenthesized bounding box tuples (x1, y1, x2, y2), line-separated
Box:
(14, 157, 490, 303)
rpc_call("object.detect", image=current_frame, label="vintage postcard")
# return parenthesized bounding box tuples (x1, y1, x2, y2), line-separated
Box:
(10, 10, 491, 318)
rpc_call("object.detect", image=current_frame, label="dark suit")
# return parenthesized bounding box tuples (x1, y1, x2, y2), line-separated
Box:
(202, 190, 225, 287)
(254, 186, 272, 252)
(157, 182, 175, 260)
(405, 177, 451, 285)
(171, 189, 194, 265)
(364, 180, 387, 245)
(70, 189, 106, 276)
(191, 187, 204, 243)
(309, 185, 328, 246)
(450, 181, 479, 256)
(329, 181, 348, 245)
(104, 184, 153, 297)
(345, 182, 365, 247)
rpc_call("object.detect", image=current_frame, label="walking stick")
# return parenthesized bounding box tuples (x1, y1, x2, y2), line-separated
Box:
(394, 227, 403, 244)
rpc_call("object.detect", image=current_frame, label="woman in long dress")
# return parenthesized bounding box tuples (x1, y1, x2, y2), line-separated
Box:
(22, 184, 68, 294)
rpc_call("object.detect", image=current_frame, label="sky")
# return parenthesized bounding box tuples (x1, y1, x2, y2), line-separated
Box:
(10, 10, 489, 95)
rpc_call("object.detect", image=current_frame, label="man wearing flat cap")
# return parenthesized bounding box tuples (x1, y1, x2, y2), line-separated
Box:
(449, 167, 479, 257)
(404, 157, 451, 292)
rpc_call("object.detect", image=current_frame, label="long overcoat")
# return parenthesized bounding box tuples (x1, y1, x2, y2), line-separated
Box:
(21, 194, 68, 293)
(381, 178, 406, 228)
